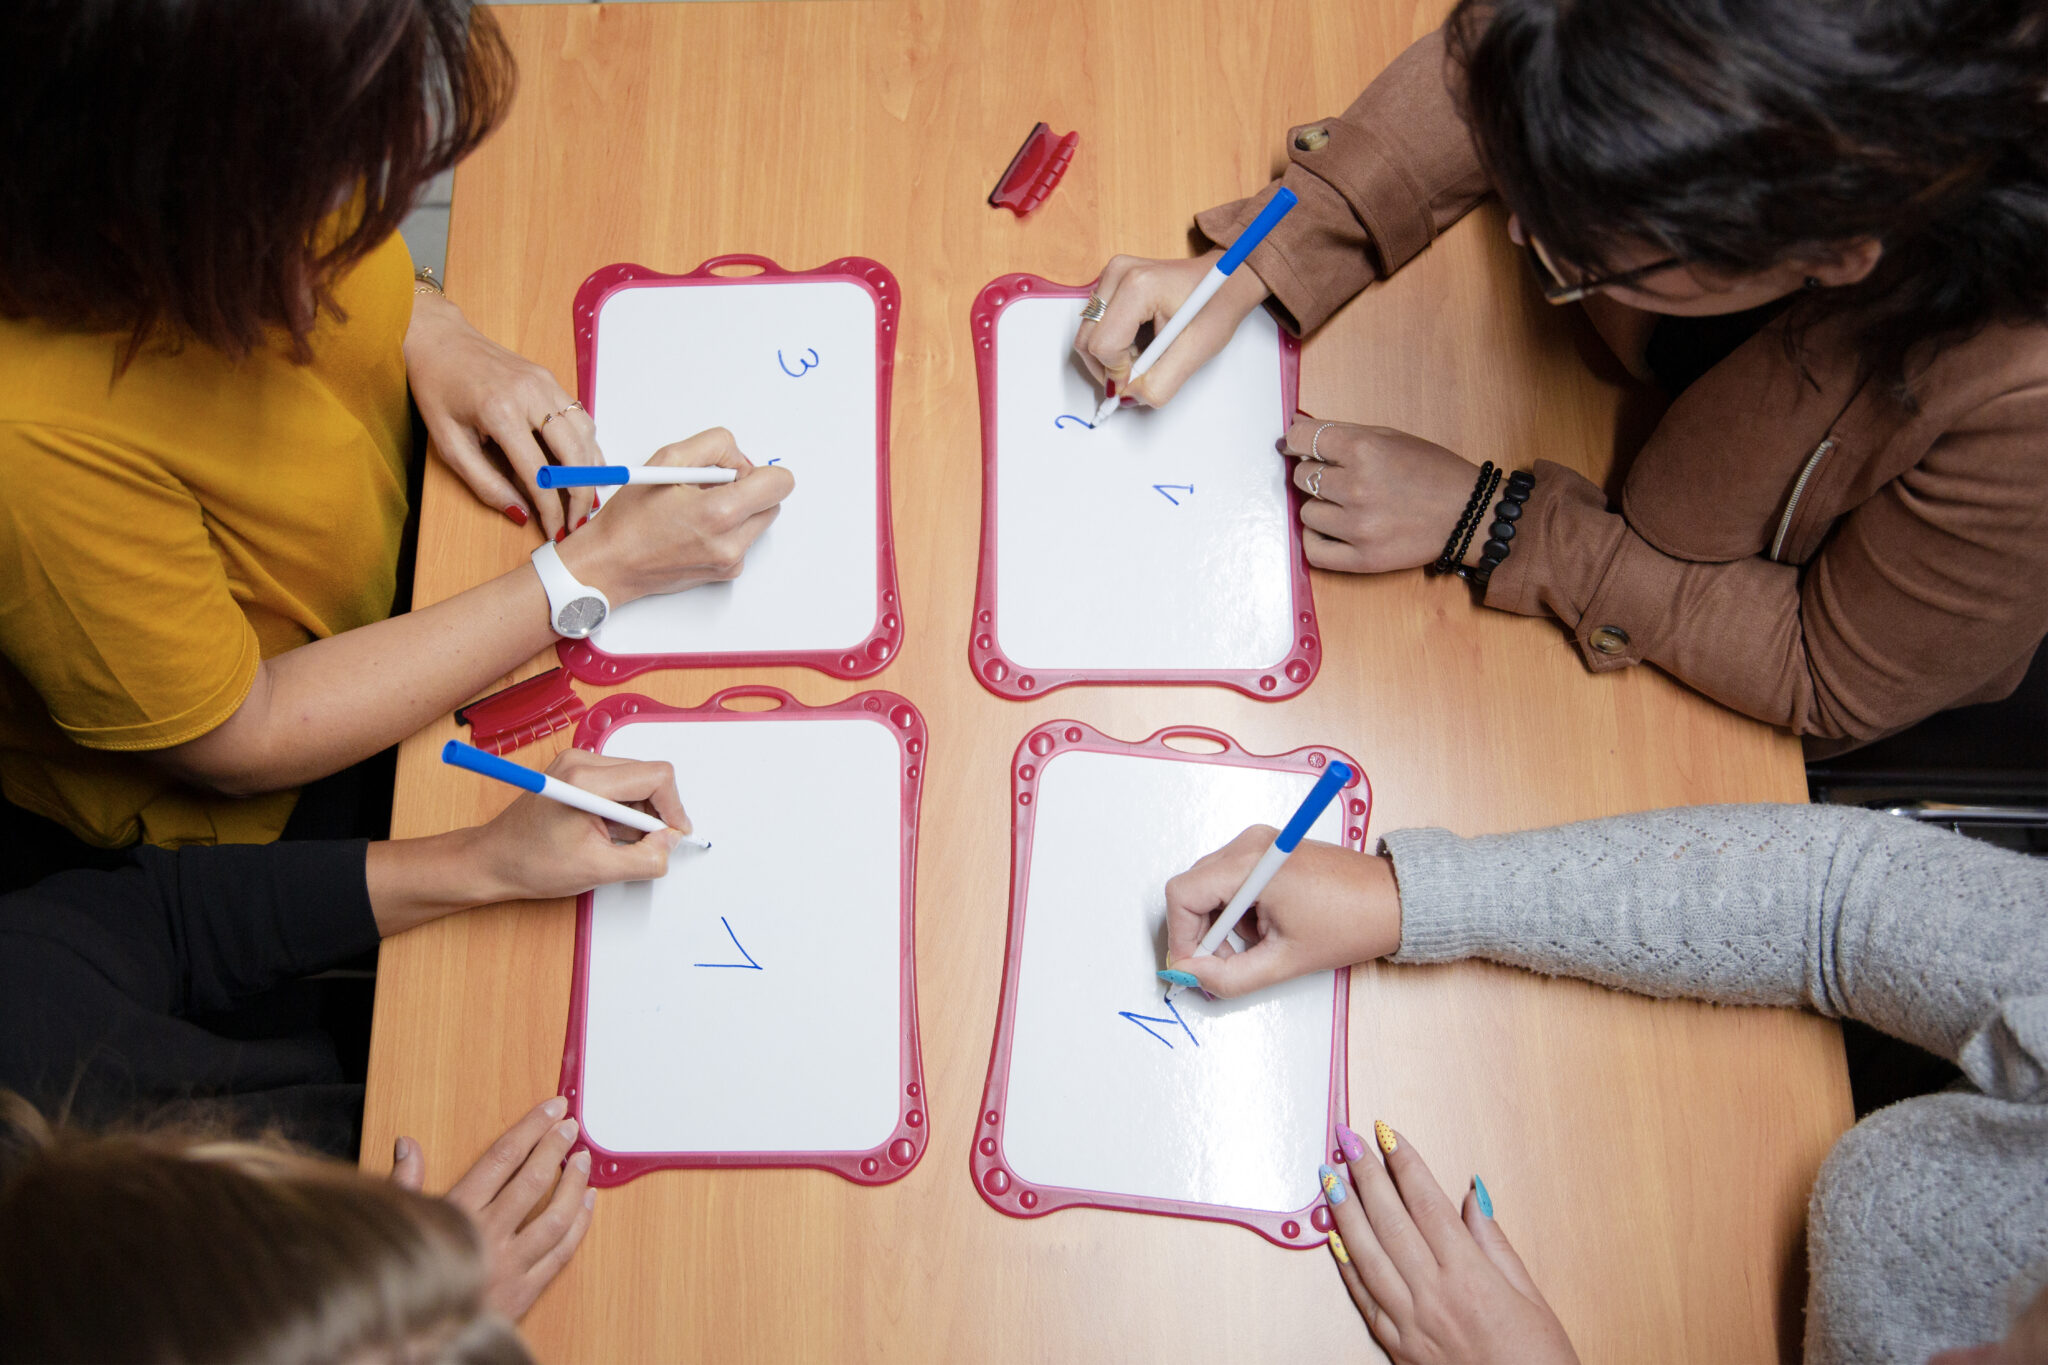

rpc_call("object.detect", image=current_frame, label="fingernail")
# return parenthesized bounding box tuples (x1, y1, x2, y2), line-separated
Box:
(1157, 968, 1200, 987)
(393, 1136, 410, 1162)
(543, 1097, 569, 1120)
(554, 527, 568, 544)
(1328, 1229, 1351, 1265)
(503, 503, 529, 527)
(570, 1149, 591, 1172)
(555, 1119, 580, 1141)
(1275, 437, 1290, 453)
(1374, 1120, 1399, 1156)
(1105, 378, 1118, 397)
(576, 512, 590, 528)
(1474, 1175, 1493, 1219)
(584, 1189, 596, 1209)
(1336, 1124, 1367, 1162)
(1318, 1164, 1349, 1206)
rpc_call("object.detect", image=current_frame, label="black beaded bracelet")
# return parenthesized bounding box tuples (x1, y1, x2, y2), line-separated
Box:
(1430, 461, 1496, 576)
(1460, 469, 1536, 589)
(1451, 465, 1500, 572)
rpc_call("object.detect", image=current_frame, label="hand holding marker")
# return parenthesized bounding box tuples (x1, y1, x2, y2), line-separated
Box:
(1158, 759, 1353, 996)
(442, 740, 711, 848)
(1092, 187, 1299, 426)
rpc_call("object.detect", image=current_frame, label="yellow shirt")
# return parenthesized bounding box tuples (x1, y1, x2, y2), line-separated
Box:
(0, 232, 415, 847)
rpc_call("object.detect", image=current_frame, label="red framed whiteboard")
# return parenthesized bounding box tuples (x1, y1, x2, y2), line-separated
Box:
(967, 274, 1319, 701)
(558, 687, 927, 1186)
(557, 255, 905, 685)
(971, 720, 1369, 1247)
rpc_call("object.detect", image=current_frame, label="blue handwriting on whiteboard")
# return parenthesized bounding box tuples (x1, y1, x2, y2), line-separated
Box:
(1118, 995, 1200, 1049)
(693, 916, 762, 970)
(1153, 484, 1195, 506)
(1054, 414, 1095, 431)
(777, 348, 820, 378)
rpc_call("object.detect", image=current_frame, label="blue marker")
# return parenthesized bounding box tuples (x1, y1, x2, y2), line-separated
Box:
(440, 740, 709, 849)
(1159, 759, 1353, 990)
(536, 465, 738, 488)
(1092, 186, 1299, 426)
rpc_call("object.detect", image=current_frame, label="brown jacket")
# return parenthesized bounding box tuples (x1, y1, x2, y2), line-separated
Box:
(1197, 31, 2048, 752)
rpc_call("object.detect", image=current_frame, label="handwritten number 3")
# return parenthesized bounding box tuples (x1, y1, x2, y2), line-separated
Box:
(778, 348, 820, 378)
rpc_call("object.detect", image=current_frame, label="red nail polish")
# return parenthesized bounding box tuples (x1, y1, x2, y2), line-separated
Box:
(1106, 378, 1119, 397)
(554, 527, 568, 544)
(503, 504, 529, 527)
(576, 513, 590, 528)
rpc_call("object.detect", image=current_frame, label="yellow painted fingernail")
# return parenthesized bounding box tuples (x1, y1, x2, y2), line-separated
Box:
(1328, 1229, 1351, 1264)
(1374, 1119, 1398, 1156)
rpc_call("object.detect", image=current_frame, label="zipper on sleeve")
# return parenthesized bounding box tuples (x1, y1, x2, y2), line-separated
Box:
(1769, 437, 1836, 563)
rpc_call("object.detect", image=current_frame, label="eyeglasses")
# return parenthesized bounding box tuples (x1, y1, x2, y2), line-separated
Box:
(1525, 236, 1683, 305)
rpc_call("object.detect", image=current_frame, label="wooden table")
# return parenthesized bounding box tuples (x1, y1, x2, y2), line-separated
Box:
(363, 3, 1853, 1360)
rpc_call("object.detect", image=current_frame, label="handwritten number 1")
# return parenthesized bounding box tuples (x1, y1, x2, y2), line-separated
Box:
(777, 348, 820, 378)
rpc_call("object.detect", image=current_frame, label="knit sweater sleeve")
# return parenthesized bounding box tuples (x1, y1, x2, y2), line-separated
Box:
(1382, 804, 2048, 1104)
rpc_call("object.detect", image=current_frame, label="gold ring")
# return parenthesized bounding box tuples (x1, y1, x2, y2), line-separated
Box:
(538, 401, 585, 432)
(1311, 422, 1335, 462)
(1078, 294, 1108, 323)
(1307, 465, 1326, 500)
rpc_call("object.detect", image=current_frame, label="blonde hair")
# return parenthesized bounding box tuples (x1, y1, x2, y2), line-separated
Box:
(0, 1091, 532, 1365)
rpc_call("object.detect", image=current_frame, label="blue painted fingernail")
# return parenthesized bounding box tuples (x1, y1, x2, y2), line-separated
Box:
(1157, 969, 1200, 987)
(1318, 1163, 1349, 1206)
(1474, 1175, 1493, 1218)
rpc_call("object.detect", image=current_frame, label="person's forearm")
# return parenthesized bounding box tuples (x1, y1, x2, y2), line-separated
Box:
(158, 565, 555, 796)
(1383, 803, 2048, 1066)
(365, 827, 519, 936)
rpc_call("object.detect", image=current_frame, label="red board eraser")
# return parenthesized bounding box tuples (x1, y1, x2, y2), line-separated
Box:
(454, 666, 586, 755)
(989, 123, 1078, 217)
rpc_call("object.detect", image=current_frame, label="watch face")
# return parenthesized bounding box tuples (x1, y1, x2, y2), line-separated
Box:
(556, 595, 608, 638)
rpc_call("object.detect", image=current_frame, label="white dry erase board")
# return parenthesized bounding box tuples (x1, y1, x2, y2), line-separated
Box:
(556, 256, 904, 685)
(967, 274, 1320, 701)
(557, 688, 928, 1186)
(971, 721, 1371, 1247)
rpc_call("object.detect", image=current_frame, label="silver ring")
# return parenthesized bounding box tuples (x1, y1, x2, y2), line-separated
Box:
(538, 400, 585, 432)
(1078, 294, 1108, 323)
(1310, 422, 1335, 462)
(1307, 465, 1326, 500)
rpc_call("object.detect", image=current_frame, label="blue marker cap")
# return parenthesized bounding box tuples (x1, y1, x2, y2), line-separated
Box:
(1274, 760, 1353, 853)
(1216, 187, 1299, 277)
(440, 739, 546, 794)
(535, 466, 630, 489)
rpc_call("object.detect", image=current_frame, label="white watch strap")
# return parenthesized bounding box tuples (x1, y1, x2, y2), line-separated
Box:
(530, 541, 612, 639)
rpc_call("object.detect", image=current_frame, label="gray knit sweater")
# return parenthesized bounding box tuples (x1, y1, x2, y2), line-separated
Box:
(1381, 804, 2048, 1365)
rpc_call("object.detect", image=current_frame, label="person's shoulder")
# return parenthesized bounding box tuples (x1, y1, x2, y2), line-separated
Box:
(1806, 1090, 2048, 1361)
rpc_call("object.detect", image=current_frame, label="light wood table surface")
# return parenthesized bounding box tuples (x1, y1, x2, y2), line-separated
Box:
(363, 2, 1854, 1360)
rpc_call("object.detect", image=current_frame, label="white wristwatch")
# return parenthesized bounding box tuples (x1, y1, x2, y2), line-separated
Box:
(530, 541, 611, 639)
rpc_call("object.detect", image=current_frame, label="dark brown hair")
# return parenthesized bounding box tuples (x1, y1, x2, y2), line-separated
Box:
(0, 1092, 533, 1365)
(1449, 0, 2048, 399)
(0, 1, 515, 364)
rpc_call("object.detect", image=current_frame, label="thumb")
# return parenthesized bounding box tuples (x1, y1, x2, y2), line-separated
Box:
(1167, 941, 1289, 1000)
(391, 1135, 426, 1191)
(1463, 1181, 1546, 1302)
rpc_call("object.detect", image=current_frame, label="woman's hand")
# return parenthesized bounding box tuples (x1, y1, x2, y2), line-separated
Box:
(1073, 250, 1272, 408)
(464, 749, 691, 903)
(1320, 1124, 1578, 1365)
(1163, 828, 1401, 997)
(1282, 418, 1491, 573)
(392, 1096, 594, 1320)
(557, 427, 795, 605)
(405, 290, 603, 540)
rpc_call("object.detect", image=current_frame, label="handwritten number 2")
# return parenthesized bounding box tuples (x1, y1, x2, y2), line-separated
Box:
(1054, 414, 1095, 431)
(777, 348, 820, 378)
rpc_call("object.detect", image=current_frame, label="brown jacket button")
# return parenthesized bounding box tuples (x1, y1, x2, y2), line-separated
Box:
(1293, 127, 1330, 152)
(1589, 625, 1631, 655)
